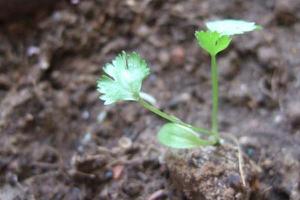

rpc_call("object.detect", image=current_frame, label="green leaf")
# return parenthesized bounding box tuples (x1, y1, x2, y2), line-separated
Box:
(206, 19, 262, 36)
(157, 123, 213, 148)
(97, 51, 150, 105)
(195, 31, 231, 56)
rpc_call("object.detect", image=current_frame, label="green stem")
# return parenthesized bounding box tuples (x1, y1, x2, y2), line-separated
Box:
(211, 55, 220, 142)
(138, 98, 211, 135)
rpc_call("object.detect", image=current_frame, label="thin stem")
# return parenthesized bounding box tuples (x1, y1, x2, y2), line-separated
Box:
(138, 98, 211, 135)
(210, 54, 219, 142)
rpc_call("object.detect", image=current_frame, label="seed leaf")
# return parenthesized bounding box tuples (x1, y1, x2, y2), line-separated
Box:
(206, 19, 261, 36)
(97, 51, 150, 105)
(157, 123, 212, 148)
(195, 31, 231, 56)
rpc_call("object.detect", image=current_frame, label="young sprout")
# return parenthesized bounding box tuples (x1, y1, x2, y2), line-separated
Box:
(97, 51, 213, 148)
(195, 19, 261, 144)
(97, 19, 261, 149)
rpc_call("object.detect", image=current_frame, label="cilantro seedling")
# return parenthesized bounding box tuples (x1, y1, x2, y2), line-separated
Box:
(195, 19, 261, 143)
(97, 19, 261, 148)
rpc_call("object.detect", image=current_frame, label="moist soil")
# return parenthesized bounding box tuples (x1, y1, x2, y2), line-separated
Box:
(166, 142, 259, 200)
(0, 0, 300, 200)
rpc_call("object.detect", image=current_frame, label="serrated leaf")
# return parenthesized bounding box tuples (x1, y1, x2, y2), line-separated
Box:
(157, 123, 212, 148)
(97, 51, 150, 105)
(206, 19, 261, 36)
(195, 31, 231, 56)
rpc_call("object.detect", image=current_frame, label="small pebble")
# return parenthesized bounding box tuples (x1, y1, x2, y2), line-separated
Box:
(136, 25, 151, 38)
(158, 50, 170, 66)
(274, 114, 283, 124)
(112, 165, 124, 180)
(170, 46, 185, 66)
(104, 170, 113, 180)
(27, 46, 40, 56)
(38, 57, 49, 70)
(81, 110, 90, 120)
(81, 132, 92, 144)
(97, 111, 107, 123)
(118, 136, 132, 149)
(262, 159, 273, 169)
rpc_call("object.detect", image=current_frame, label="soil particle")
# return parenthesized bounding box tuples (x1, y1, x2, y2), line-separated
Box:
(72, 154, 108, 173)
(170, 46, 186, 66)
(0, 0, 58, 21)
(257, 46, 280, 70)
(112, 164, 124, 180)
(274, 0, 300, 25)
(219, 51, 239, 80)
(147, 189, 168, 200)
(286, 101, 300, 129)
(165, 143, 258, 200)
(0, 75, 10, 90)
(222, 83, 253, 107)
(240, 133, 300, 200)
(122, 179, 144, 197)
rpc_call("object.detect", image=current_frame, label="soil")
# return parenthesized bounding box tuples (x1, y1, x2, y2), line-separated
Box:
(166, 142, 259, 200)
(0, 0, 300, 200)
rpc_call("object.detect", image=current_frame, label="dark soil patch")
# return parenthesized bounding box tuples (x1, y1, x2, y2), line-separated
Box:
(0, 0, 300, 199)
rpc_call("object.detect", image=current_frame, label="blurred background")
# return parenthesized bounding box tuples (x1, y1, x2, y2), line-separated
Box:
(0, 0, 299, 199)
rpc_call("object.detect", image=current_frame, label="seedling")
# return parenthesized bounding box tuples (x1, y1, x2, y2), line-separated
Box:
(97, 19, 261, 148)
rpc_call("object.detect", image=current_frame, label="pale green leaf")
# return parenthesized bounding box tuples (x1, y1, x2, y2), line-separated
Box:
(97, 51, 150, 105)
(157, 123, 212, 148)
(206, 19, 261, 36)
(195, 31, 231, 56)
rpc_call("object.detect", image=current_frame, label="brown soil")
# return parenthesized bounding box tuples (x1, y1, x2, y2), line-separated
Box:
(166, 142, 258, 200)
(0, 0, 300, 200)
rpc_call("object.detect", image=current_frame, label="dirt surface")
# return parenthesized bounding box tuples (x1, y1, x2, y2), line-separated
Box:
(0, 0, 300, 199)
(0, 0, 58, 21)
(166, 142, 258, 200)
